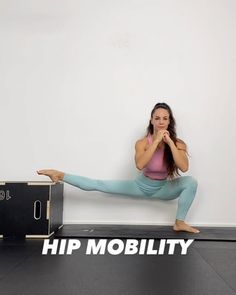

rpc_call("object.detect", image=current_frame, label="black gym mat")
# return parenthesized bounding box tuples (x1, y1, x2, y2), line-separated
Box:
(55, 224, 236, 241)
(1, 239, 236, 295)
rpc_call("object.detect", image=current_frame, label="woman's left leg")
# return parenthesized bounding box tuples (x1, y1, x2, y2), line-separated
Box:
(151, 175, 198, 220)
(151, 176, 199, 233)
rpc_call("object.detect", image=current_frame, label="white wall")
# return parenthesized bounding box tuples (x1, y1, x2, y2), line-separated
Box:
(1, 0, 235, 226)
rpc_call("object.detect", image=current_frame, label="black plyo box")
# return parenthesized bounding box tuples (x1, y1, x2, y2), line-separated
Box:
(0, 181, 64, 238)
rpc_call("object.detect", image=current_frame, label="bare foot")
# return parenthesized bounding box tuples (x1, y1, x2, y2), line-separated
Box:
(173, 220, 200, 234)
(37, 169, 64, 183)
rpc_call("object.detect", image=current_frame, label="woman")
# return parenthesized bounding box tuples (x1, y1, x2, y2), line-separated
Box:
(37, 102, 200, 233)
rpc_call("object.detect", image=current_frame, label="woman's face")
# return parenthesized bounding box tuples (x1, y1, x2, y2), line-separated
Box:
(151, 108, 170, 132)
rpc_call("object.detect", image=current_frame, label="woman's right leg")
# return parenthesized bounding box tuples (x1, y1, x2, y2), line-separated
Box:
(63, 173, 145, 198)
(37, 169, 145, 198)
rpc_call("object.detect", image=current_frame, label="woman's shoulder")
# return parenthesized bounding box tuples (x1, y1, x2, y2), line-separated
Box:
(135, 135, 149, 149)
(176, 138, 187, 150)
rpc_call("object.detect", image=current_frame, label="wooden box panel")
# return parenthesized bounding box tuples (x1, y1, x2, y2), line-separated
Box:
(0, 181, 64, 238)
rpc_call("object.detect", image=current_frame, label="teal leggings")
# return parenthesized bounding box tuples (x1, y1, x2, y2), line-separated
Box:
(63, 172, 198, 221)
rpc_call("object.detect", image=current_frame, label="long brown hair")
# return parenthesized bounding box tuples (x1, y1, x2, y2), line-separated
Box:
(146, 102, 187, 179)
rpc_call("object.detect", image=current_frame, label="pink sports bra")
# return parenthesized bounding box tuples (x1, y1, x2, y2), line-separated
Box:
(143, 133, 168, 180)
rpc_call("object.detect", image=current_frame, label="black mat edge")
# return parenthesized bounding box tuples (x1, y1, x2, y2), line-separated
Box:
(54, 224, 236, 241)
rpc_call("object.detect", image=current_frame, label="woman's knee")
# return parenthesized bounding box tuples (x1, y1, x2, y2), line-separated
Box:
(182, 176, 198, 191)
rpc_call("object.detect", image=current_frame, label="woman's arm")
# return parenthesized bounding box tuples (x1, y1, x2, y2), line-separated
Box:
(135, 139, 160, 170)
(168, 140, 189, 172)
